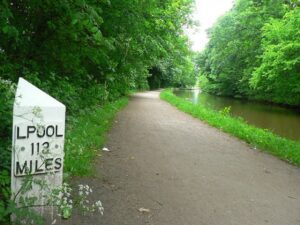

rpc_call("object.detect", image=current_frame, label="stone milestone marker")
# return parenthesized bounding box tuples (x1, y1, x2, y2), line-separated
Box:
(12, 78, 66, 221)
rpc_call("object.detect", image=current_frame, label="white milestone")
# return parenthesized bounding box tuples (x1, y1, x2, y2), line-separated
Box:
(11, 77, 66, 221)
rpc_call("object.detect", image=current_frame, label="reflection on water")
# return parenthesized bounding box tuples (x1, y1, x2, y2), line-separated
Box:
(174, 89, 300, 141)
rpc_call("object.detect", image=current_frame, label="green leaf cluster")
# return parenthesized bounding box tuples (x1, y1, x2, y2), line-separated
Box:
(250, 8, 300, 105)
(0, 0, 195, 97)
(196, 0, 299, 106)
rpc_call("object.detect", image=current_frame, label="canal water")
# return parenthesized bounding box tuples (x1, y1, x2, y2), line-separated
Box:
(173, 89, 300, 141)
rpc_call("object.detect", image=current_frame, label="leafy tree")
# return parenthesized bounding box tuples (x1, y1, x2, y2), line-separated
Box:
(196, 0, 294, 102)
(250, 8, 300, 105)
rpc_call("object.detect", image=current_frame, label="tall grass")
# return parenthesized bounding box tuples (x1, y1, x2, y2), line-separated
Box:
(161, 89, 300, 165)
(64, 97, 128, 177)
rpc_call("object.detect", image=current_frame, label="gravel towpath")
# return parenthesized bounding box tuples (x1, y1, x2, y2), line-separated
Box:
(63, 91, 300, 225)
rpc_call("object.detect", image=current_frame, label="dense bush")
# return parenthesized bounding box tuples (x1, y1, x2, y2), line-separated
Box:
(0, 78, 15, 171)
(0, 78, 15, 223)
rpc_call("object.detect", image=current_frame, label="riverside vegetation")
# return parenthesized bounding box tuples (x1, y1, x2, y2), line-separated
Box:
(196, 0, 300, 106)
(184, 0, 300, 164)
(161, 90, 300, 165)
(0, 0, 196, 223)
(1, 0, 300, 223)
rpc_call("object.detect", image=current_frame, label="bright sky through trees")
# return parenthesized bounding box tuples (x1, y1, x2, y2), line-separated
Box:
(186, 0, 234, 51)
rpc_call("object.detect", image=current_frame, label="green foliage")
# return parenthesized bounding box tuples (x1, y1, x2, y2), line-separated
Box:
(196, 0, 299, 106)
(220, 106, 231, 116)
(0, 79, 15, 223)
(148, 38, 197, 89)
(0, 79, 15, 170)
(64, 97, 128, 176)
(250, 8, 300, 105)
(161, 89, 300, 165)
(0, 0, 195, 96)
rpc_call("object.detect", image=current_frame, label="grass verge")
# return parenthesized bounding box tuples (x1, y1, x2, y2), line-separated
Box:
(64, 97, 128, 177)
(160, 89, 300, 165)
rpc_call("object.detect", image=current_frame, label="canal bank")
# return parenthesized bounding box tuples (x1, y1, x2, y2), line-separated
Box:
(161, 89, 300, 165)
(174, 89, 300, 141)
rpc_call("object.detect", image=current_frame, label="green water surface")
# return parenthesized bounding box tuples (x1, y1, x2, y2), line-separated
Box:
(174, 89, 300, 141)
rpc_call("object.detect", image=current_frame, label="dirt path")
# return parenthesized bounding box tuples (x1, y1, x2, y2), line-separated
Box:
(63, 91, 300, 225)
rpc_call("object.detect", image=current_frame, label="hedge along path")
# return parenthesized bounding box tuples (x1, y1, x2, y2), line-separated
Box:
(62, 91, 300, 225)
